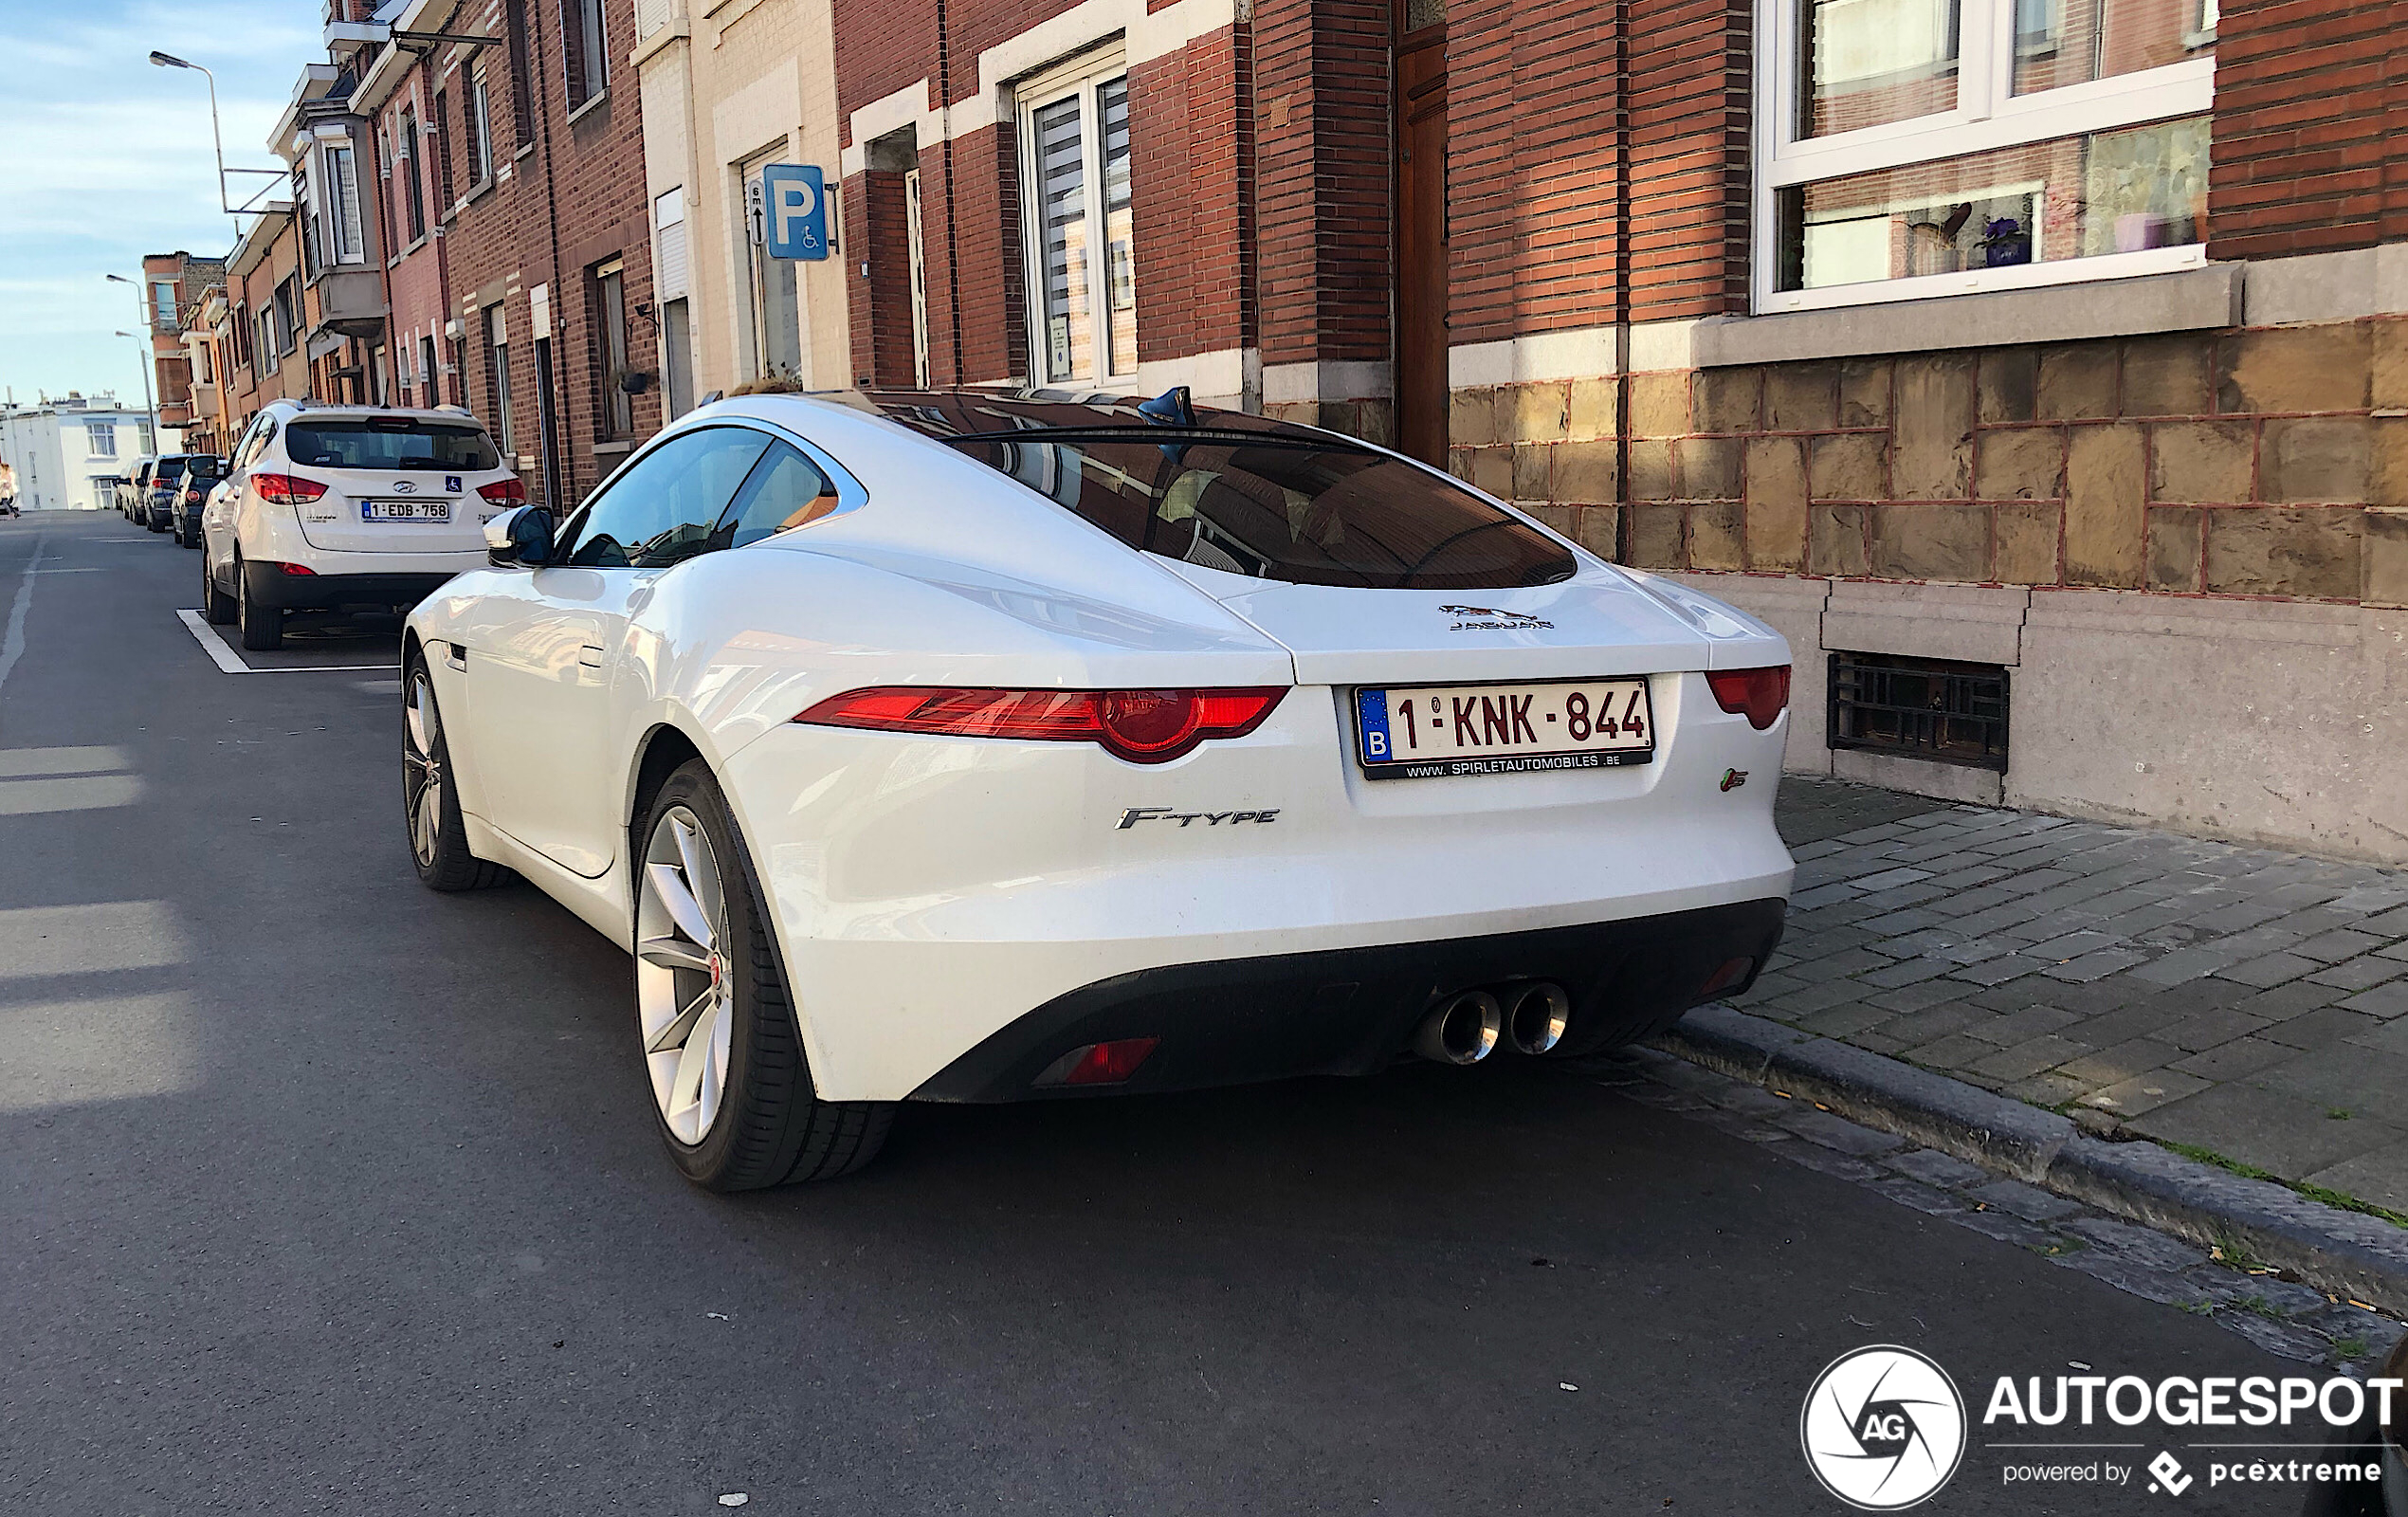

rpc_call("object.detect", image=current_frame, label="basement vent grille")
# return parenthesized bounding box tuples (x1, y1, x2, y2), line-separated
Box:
(1828, 652, 2010, 771)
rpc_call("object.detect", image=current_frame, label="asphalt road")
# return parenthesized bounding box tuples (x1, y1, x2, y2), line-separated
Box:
(0, 512, 2330, 1515)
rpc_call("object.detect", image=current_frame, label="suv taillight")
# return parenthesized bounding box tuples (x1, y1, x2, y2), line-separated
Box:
(252, 473, 327, 505)
(477, 478, 527, 505)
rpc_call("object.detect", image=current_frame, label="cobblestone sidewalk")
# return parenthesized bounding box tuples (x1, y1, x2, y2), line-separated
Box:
(1741, 778, 2408, 1216)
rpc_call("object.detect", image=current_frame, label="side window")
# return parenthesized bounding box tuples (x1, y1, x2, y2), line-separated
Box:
(714, 442, 838, 549)
(556, 427, 772, 569)
(235, 417, 279, 471)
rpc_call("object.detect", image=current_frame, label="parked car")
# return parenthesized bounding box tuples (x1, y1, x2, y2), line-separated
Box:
(168, 454, 226, 546)
(120, 459, 155, 518)
(398, 388, 1797, 1190)
(201, 400, 521, 650)
(142, 454, 200, 532)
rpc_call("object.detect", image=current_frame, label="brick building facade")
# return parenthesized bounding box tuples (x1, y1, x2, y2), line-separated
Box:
(787, 0, 2407, 862)
(315, 0, 664, 510)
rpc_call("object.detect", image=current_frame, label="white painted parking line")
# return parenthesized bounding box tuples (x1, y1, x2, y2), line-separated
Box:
(174, 610, 400, 674)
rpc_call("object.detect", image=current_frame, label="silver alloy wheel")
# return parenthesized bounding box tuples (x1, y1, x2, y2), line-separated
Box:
(403, 669, 445, 868)
(635, 805, 735, 1145)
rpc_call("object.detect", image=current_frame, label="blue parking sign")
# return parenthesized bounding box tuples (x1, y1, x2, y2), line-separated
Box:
(760, 164, 828, 261)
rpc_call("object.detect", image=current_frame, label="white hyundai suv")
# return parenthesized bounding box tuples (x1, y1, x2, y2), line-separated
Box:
(201, 399, 525, 650)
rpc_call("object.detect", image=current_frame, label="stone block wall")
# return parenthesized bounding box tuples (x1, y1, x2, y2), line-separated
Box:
(1454, 316, 2408, 609)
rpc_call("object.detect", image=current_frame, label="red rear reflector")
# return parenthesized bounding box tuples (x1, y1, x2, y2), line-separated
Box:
(274, 561, 318, 576)
(251, 473, 327, 505)
(1706, 666, 1791, 730)
(477, 477, 527, 504)
(1699, 957, 1754, 996)
(1050, 1037, 1161, 1087)
(794, 686, 1287, 765)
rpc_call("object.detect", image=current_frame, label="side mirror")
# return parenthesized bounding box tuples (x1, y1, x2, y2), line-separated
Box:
(484, 504, 556, 568)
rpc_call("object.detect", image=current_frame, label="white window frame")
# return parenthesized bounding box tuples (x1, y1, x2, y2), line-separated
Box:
(467, 72, 495, 187)
(1754, 0, 2215, 314)
(1012, 46, 1135, 388)
(903, 168, 931, 389)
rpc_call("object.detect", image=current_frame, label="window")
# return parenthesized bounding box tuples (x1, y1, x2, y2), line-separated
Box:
(233, 304, 252, 371)
(716, 442, 838, 547)
(421, 335, 440, 412)
(433, 90, 456, 209)
(1830, 653, 2010, 769)
(151, 282, 177, 330)
(467, 73, 495, 185)
(556, 427, 772, 569)
(193, 342, 212, 384)
(941, 431, 1578, 590)
(1018, 63, 1135, 385)
(326, 145, 364, 262)
(272, 278, 299, 355)
(564, 0, 607, 110)
(88, 423, 117, 457)
(1759, 0, 2214, 309)
(484, 304, 514, 446)
(505, 0, 537, 145)
(233, 415, 280, 471)
(284, 416, 502, 471)
(739, 147, 801, 376)
(593, 260, 633, 438)
(661, 297, 694, 419)
(400, 106, 428, 244)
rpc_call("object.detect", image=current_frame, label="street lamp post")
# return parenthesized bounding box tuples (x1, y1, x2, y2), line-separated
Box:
(106, 275, 159, 456)
(148, 50, 287, 219)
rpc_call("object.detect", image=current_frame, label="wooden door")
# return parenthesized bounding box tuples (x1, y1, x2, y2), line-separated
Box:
(1395, 4, 1449, 465)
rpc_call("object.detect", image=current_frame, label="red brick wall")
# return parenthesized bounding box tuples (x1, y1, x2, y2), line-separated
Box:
(1253, 0, 1390, 367)
(2208, 0, 2408, 260)
(862, 172, 918, 385)
(1129, 25, 1253, 365)
(443, 0, 657, 508)
(833, 2, 1250, 387)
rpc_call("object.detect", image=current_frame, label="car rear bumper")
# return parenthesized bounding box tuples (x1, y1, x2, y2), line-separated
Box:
(909, 898, 1786, 1102)
(245, 559, 459, 613)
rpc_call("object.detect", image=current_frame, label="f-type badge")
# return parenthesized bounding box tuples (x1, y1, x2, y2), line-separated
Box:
(1118, 807, 1281, 831)
(1721, 768, 1749, 792)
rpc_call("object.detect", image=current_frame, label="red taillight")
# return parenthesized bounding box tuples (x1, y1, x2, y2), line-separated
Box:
(1699, 957, 1755, 996)
(184, 489, 203, 504)
(251, 472, 326, 505)
(274, 561, 318, 576)
(794, 686, 1287, 765)
(1706, 666, 1791, 730)
(1048, 1037, 1161, 1087)
(477, 477, 527, 505)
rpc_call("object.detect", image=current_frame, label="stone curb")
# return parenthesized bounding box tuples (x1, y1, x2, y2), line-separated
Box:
(1653, 1003, 2408, 1316)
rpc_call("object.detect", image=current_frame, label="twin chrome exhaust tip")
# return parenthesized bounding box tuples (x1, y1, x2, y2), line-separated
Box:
(1412, 980, 1571, 1065)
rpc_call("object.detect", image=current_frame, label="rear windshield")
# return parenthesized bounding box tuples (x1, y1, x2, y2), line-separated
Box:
(284, 418, 501, 472)
(153, 457, 191, 484)
(947, 432, 1577, 591)
(185, 455, 226, 479)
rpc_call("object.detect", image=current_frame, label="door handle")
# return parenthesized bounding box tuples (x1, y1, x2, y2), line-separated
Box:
(577, 643, 604, 669)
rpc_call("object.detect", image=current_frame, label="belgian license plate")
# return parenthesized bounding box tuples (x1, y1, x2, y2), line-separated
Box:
(1355, 679, 1654, 779)
(362, 500, 450, 522)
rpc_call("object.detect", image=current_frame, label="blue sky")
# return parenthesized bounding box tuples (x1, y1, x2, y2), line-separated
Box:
(0, 0, 319, 411)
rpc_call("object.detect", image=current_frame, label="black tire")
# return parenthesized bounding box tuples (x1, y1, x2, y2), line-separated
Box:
(402, 658, 511, 891)
(146, 513, 165, 533)
(236, 562, 283, 650)
(202, 555, 236, 624)
(640, 760, 893, 1189)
